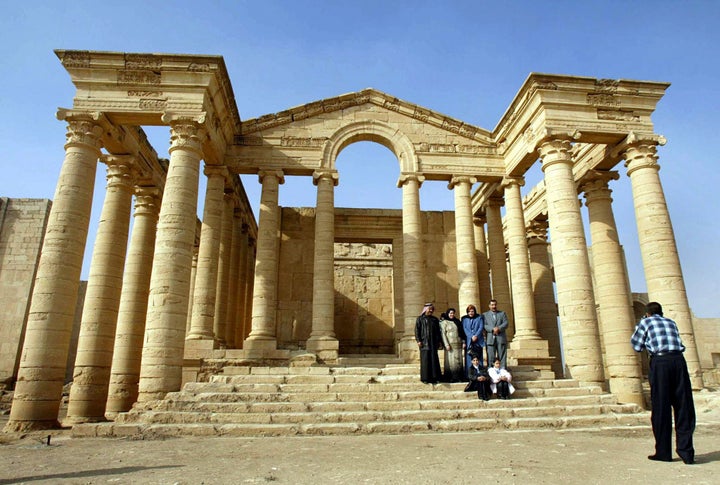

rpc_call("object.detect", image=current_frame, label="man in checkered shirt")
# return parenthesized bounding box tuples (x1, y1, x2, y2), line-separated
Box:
(631, 301, 695, 465)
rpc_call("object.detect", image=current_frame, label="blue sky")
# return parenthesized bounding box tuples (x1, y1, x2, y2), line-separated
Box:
(1, 1, 718, 317)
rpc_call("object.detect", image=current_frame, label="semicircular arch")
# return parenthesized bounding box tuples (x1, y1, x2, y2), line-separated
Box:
(321, 120, 418, 174)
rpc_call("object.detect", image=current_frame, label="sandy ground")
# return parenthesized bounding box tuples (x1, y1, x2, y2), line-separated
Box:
(1, 418, 719, 485)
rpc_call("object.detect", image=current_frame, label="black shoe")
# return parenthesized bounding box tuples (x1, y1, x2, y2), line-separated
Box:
(680, 455, 695, 465)
(647, 455, 672, 462)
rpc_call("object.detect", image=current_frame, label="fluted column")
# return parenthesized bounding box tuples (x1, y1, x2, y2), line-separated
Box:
(502, 177, 541, 341)
(473, 216, 492, 306)
(527, 220, 563, 377)
(66, 155, 137, 423)
(539, 138, 604, 384)
(213, 190, 234, 348)
(224, 208, 242, 348)
(106, 187, 160, 415)
(397, 173, 425, 359)
(187, 165, 228, 343)
(137, 120, 205, 402)
(485, 197, 513, 325)
(582, 171, 644, 405)
(623, 140, 703, 388)
(449, 176, 480, 311)
(244, 170, 284, 351)
(307, 170, 340, 360)
(6, 118, 103, 431)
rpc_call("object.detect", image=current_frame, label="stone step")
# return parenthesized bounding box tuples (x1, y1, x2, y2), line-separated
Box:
(133, 393, 621, 415)
(117, 402, 642, 426)
(75, 412, 649, 439)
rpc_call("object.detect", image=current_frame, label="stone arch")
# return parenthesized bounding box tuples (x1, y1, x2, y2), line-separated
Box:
(321, 120, 418, 174)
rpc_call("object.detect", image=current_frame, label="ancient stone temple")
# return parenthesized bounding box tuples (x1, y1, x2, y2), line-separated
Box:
(3, 50, 707, 432)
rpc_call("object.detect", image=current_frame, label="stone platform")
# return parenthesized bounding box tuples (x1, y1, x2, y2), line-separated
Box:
(72, 361, 648, 439)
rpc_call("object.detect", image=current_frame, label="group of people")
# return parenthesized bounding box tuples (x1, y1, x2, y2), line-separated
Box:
(414, 300, 514, 400)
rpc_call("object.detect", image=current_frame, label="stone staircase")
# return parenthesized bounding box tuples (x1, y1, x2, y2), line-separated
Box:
(72, 360, 649, 439)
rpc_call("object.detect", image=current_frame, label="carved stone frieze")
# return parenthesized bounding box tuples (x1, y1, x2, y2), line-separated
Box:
(528, 81, 558, 97)
(383, 99, 400, 112)
(597, 109, 640, 121)
(280, 136, 328, 148)
(127, 90, 163, 97)
(188, 62, 210, 72)
(117, 70, 161, 86)
(125, 54, 161, 70)
(587, 93, 619, 107)
(415, 142, 494, 155)
(60, 51, 90, 68)
(412, 107, 430, 122)
(139, 99, 167, 110)
(334, 242, 393, 261)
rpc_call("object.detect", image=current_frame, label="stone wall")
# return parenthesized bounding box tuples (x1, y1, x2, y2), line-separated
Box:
(693, 316, 720, 387)
(276, 207, 458, 353)
(0, 198, 51, 386)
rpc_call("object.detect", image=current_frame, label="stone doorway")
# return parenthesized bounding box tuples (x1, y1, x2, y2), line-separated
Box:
(334, 242, 395, 354)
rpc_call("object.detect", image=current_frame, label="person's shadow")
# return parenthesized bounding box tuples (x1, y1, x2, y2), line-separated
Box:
(691, 449, 720, 464)
(0, 465, 182, 484)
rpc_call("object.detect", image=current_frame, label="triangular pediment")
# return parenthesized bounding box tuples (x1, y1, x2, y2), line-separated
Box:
(240, 88, 493, 144)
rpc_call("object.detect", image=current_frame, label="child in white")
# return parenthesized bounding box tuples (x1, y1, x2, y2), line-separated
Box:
(488, 358, 515, 399)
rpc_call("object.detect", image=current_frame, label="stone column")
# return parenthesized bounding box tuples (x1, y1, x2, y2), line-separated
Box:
(137, 120, 205, 402)
(106, 187, 160, 415)
(307, 170, 340, 361)
(234, 223, 250, 348)
(473, 216, 492, 306)
(6, 118, 103, 431)
(485, 197, 513, 323)
(449, 176, 480, 310)
(186, 246, 199, 335)
(538, 138, 604, 384)
(623, 141, 703, 388)
(213, 190, 234, 348)
(527, 220, 563, 377)
(224, 208, 242, 348)
(397, 173, 425, 359)
(186, 165, 228, 345)
(502, 177, 541, 341)
(242, 237, 256, 343)
(582, 171, 644, 405)
(66, 155, 137, 424)
(244, 170, 284, 352)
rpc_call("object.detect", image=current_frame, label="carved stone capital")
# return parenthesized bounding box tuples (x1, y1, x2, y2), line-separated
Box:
(396, 172, 425, 188)
(527, 219, 549, 241)
(169, 121, 206, 156)
(538, 137, 574, 171)
(448, 175, 477, 190)
(501, 176, 525, 189)
(623, 142, 661, 176)
(313, 170, 339, 187)
(203, 164, 229, 179)
(133, 186, 161, 215)
(485, 196, 505, 209)
(101, 154, 139, 190)
(64, 119, 104, 151)
(473, 215, 487, 226)
(258, 169, 285, 185)
(580, 170, 619, 202)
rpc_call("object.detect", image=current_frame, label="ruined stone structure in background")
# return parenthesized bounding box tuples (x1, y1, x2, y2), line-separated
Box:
(2, 50, 717, 432)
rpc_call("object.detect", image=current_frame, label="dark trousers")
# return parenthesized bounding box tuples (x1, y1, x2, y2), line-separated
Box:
(496, 380, 510, 398)
(649, 353, 695, 462)
(465, 380, 491, 400)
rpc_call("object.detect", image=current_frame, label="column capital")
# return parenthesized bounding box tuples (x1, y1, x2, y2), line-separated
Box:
(168, 120, 206, 156)
(527, 219, 548, 242)
(63, 118, 104, 152)
(133, 186, 161, 216)
(396, 172, 425, 188)
(501, 176, 525, 189)
(258, 169, 285, 185)
(473, 215, 487, 226)
(538, 137, 574, 172)
(623, 142, 660, 176)
(204, 164, 229, 179)
(313, 170, 339, 186)
(581, 170, 619, 203)
(448, 175, 477, 189)
(101, 154, 139, 190)
(485, 196, 505, 209)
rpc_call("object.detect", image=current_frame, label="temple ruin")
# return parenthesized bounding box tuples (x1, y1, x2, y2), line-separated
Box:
(1, 49, 716, 432)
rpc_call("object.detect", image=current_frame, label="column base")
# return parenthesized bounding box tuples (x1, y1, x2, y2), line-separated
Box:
(3, 419, 61, 433)
(397, 336, 420, 362)
(508, 338, 553, 369)
(306, 337, 339, 364)
(243, 336, 278, 352)
(184, 338, 216, 359)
